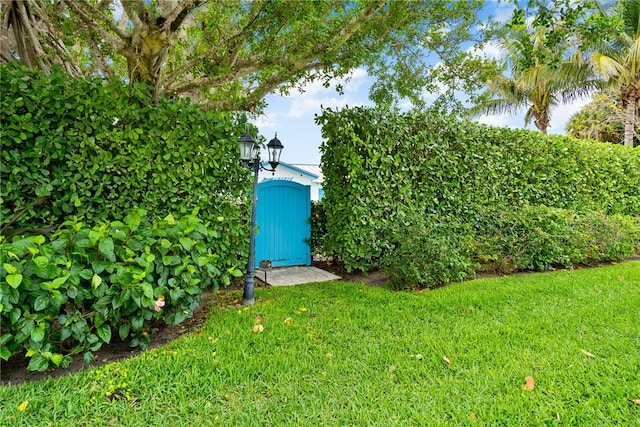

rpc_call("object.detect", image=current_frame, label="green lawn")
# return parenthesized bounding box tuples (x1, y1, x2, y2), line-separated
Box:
(1, 262, 639, 426)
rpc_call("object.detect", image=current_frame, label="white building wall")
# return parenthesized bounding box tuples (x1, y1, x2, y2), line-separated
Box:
(258, 163, 324, 201)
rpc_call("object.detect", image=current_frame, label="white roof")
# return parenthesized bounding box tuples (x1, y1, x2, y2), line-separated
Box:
(286, 164, 324, 183)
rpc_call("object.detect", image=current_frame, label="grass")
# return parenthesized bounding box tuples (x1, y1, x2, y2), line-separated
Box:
(1, 261, 639, 426)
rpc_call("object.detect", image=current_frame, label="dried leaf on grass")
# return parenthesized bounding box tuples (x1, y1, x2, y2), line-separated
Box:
(388, 364, 397, 373)
(252, 324, 264, 333)
(523, 376, 535, 391)
(283, 317, 292, 325)
(255, 315, 266, 324)
(443, 355, 451, 367)
(17, 401, 29, 412)
(469, 412, 477, 422)
(632, 399, 640, 405)
(580, 349, 596, 358)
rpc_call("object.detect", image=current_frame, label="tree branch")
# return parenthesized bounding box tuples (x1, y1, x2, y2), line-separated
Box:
(66, 0, 128, 45)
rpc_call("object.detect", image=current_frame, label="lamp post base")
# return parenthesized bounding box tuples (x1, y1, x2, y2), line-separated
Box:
(242, 272, 255, 306)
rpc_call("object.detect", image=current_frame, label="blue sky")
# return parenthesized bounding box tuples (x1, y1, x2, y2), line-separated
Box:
(253, 1, 593, 165)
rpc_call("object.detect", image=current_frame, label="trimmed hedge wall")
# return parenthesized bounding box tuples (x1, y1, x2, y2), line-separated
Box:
(0, 63, 252, 369)
(317, 107, 640, 276)
(1, 62, 250, 235)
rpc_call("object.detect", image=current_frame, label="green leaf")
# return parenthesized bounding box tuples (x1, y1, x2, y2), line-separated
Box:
(50, 353, 64, 366)
(0, 347, 11, 361)
(9, 308, 21, 325)
(99, 238, 116, 262)
(80, 268, 93, 280)
(179, 237, 193, 251)
(92, 273, 103, 288)
(31, 326, 45, 343)
(140, 282, 154, 299)
(96, 324, 112, 343)
(131, 317, 144, 331)
(119, 323, 131, 341)
(165, 213, 176, 225)
(48, 275, 70, 289)
(34, 295, 49, 311)
(3, 263, 17, 274)
(27, 235, 46, 245)
(162, 255, 181, 266)
(228, 267, 243, 277)
(6, 274, 23, 288)
(27, 354, 49, 371)
(33, 256, 49, 269)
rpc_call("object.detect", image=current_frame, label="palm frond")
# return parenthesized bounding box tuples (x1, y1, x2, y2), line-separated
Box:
(591, 52, 627, 79)
(523, 107, 534, 127)
(627, 35, 640, 75)
(517, 65, 553, 92)
(620, 0, 640, 39)
(468, 96, 528, 118)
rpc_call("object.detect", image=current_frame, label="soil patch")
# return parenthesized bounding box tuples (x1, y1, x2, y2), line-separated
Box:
(0, 286, 243, 386)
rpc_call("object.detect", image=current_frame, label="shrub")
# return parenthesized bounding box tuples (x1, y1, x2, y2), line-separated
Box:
(0, 62, 250, 236)
(469, 206, 640, 273)
(317, 107, 640, 273)
(382, 216, 476, 289)
(309, 200, 327, 256)
(0, 209, 243, 371)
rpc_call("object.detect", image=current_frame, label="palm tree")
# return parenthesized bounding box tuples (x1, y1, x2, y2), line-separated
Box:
(566, 89, 627, 143)
(590, 0, 640, 147)
(470, 11, 600, 134)
(472, 65, 595, 134)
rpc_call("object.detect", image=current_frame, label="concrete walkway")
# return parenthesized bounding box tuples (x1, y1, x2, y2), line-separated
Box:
(254, 266, 341, 286)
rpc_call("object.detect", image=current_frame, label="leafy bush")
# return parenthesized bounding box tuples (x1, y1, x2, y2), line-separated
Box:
(470, 206, 640, 273)
(0, 62, 250, 237)
(317, 107, 640, 274)
(377, 206, 639, 288)
(382, 216, 476, 289)
(0, 209, 243, 371)
(309, 200, 327, 255)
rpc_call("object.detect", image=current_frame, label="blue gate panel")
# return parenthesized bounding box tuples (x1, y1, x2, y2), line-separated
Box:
(256, 181, 311, 268)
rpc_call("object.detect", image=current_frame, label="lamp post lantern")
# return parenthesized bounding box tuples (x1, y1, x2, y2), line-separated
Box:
(238, 132, 283, 305)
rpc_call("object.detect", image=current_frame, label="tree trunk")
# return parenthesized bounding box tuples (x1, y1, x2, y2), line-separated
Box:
(623, 94, 636, 147)
(534, 108, 549, 134)
(123, 29, 170, 100)
(1, 0, 79, 75)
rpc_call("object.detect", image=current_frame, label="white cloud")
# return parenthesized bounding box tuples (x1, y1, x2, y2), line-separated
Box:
(467, 40, 504, 60)
(475, 113, 511, 128)
(281, 68, 371, 119)
(548, 95, 593, 134)
(254, 113, 280, 130)
(491, 1, 516, 23)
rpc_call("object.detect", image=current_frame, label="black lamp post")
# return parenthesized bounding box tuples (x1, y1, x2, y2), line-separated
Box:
(238, 132, 283, 305)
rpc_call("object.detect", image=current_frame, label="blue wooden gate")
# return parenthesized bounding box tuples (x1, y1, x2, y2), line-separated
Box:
(256, 180, 311, 268)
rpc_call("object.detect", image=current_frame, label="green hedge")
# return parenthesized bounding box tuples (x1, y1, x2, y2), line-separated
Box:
(1, 62, 250, 236)
(0, 64, 255, 370)
(317, 107, 640, 276)
(383, 207, 640, 289)
(0, 209, 243, 371)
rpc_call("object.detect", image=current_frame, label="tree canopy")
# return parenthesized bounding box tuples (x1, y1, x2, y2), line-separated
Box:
(566, 89, 631, 143)
(1, 0, 496, 112)
(586, 0, 640, 147)
(469, 1, 602, 134)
